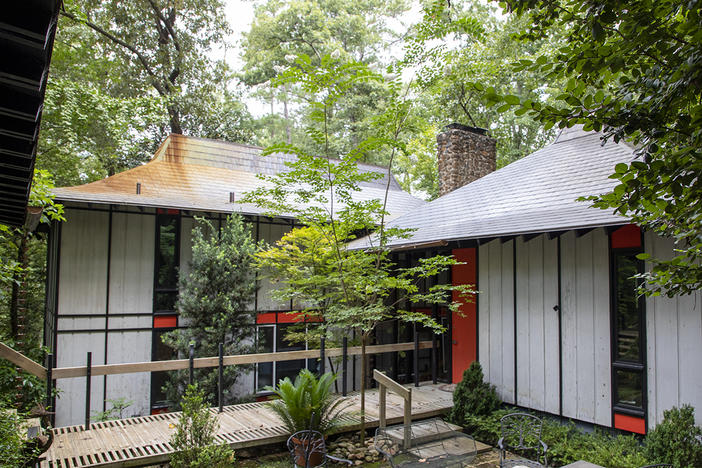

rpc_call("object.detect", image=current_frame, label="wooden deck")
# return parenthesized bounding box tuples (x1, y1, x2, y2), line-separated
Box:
(41, 382, 456, 468)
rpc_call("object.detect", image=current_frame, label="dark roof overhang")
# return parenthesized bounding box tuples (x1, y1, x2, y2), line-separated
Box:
(0, 0, 61, 226)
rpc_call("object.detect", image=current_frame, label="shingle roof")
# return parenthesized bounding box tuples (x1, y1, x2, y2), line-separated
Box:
(52, 134, 424, 219)
(351, 126, 635, 249)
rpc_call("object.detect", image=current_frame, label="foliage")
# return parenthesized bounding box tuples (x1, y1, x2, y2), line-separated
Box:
(244, 53, 474, 441)
(169, 384, 235, 468)
(92, 397, 134, 422)
(0, 403, 39, 468)
(403, 0, 563, 186)
(449, 361, 500, 427)
(644, 405, 702, 468)
(464, 407, 648, 468)
(486, 0, 702, 296)
(266, 370, 348, 435)
(162, 214, 259, 407)
(240, 0, 409, 162)
(0, 170, 64, 357)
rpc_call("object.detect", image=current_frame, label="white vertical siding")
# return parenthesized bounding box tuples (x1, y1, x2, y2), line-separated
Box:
(645, 233, 702, 426)
(560, 229, 611, 426)
(104, 212, 155, 418)
(478, 239, 515, 404)
(56, 209, 109, 426)
(515, 235, 559, 414)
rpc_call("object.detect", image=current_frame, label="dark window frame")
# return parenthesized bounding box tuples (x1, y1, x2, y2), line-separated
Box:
(609, 238, 647, 421)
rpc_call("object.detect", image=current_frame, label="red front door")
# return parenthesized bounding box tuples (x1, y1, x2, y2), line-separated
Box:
(451, 248, 477, 383)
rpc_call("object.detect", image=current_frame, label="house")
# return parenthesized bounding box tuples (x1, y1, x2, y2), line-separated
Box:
(45, 133, 424, 427)
(357, 123, 702, 434)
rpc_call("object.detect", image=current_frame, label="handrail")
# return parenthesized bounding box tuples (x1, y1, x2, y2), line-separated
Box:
(51, 340, 433, 380)
(0, 341, 46, 380)
(374, 369, 412, 449)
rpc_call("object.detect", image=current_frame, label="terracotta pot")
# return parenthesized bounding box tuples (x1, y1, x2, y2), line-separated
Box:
(292, 436, 325, 467)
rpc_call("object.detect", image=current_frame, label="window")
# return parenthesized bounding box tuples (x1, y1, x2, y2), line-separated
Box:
(151, 212, 180, 411)
(610, 225, 646, 432)
(255, 319, 315, 392)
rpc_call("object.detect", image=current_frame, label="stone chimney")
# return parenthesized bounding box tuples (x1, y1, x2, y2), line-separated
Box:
(437, 123, 497, 196)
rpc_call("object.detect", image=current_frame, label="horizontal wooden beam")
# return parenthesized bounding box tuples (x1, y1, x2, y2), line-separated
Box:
(51, 340, 434, 380)
(0, 341, 46, 380)
(373, 369, 411, 400)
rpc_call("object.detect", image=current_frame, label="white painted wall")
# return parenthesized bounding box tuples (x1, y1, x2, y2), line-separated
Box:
(478, 239, 515, 404)
(645, 233, 702, 427)
(104, 212, 155, 418)
(55, 209, 109, 426)
(515, 235, 560, 415)
(560, 229, 611, 426)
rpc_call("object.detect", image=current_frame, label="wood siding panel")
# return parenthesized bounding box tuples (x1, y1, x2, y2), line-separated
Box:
(478, 240, 515, 404)
(106, 331, 152, 418)
(560, 230, 611, 426)
(56, 209, 109, 427)
(646, 233, 702, 426)
(515, 235, 558, 413)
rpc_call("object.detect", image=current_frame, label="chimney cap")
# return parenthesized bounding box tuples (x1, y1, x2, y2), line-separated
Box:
(443, 123, 488, 136)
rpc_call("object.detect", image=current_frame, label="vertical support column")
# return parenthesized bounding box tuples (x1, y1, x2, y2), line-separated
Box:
(188, 343, 194, 386)
(218, 343, 224, 413)
(413, 326, 419, 387)
(45, 353, 53, 411)
(431, 333, 437, 384)
(404, 389, 412, 449)
(379, 384, 386, 428)
(319, 337, 325, 376)
(85, 352, 92, 431)
(342, 337, 348, 396)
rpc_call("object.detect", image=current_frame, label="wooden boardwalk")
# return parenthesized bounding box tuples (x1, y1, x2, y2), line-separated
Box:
(41, 382, 455, 468)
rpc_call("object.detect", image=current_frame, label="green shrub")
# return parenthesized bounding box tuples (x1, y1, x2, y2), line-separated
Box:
(644, 405, 702, 468)
(266, 369, 348, 435)
(169, 384, 235, 468)
(0, 403, 39, 468)
(449, 362, 501, 427)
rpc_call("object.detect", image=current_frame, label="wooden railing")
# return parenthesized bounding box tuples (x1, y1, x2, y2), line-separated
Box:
(1, 339, 438, 430)
(374, 369, 412, 449)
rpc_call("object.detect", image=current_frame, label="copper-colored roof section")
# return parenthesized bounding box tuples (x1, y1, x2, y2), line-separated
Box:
(53, 134, 424, 219)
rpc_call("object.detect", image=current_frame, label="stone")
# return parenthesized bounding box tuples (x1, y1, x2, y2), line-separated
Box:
(437, 123, 497, 196)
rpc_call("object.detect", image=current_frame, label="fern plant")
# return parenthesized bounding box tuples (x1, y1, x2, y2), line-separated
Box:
(266, 369, 348, 435)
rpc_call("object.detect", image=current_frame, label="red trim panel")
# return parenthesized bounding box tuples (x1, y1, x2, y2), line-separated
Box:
(256, 312, 277, 324)
(153, 315, 177, 328)
(451, 248, 477, 383)
(614, 413, 646, 434)
(611, 224, 641, 249)
(157, 208, 180, 215)
(150, 407, 170, 415)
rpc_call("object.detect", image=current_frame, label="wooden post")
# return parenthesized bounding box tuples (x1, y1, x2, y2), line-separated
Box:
(431, 334, 437, 384)
(404, 389, 412, 449)
(188, 344, 194, 386)
(45, 353, 53, 411)
(413, 326, 419, 387)
(85, 352, 91, 431)
(218, 343, 224, 413)
(342, 337, 348, 396)
(379, 384, 386, 428)
(319, 337, 325, 376)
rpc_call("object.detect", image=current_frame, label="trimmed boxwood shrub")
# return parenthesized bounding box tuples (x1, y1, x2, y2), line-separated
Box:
(449, 361, 501, 428)
(644, 405, 702, 468)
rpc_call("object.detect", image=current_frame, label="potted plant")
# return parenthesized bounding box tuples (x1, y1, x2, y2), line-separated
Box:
(267, 370, 348, 466)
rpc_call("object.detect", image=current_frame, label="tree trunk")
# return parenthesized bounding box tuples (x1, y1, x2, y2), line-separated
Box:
(284, 84, 291, 144)
(167, 104, 183, 134)
(9, 230, 29, 350)
(359, 333, 367, 443)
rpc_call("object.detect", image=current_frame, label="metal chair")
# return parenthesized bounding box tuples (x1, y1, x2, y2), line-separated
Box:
(498, 413, 548, 467)
(286, 430, 352, 468)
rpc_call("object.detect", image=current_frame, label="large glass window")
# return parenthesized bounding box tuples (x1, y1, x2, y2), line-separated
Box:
(151, 213, 180, 411)
(255, 322, 312, 392)
(611, 241, 646, 417)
